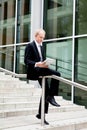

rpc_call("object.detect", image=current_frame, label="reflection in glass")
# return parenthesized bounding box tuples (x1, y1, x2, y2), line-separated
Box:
(44, 0, 73, 39)
(4, 2, 7, 20)
(15, 45, 26, 74)
(74, 37, 87, 108)
(0, 46, 14, 71)
(45, 39, 72, 79)
(0, 0, 31, 45)
(74, 37, 87, 86)
(0, 0, 15, 45)
(74, 87, 87, 108)
(76, 0, 87, 35)
(18, 0, 31, 43)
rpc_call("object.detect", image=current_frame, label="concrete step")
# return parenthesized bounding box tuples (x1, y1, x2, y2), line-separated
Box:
(1, 110, 87, 130)
(0, 104, 85, 118)
(0, 73, 19, 80)
(0, 86, 40, 92)
(0, 100, 79, 110)
(0, 96, 63, 103)
(0, 77, 19, 81)
(0, 72, 5, 74)
(0, 97, 83, 110)
(0, 84, 34, 91)
(0, 87, 41, 96)
(0, 80, 28, 85)
(0, 96, 40, 103)
(81, 129, 87, 130)
(0, 94, 84, 111)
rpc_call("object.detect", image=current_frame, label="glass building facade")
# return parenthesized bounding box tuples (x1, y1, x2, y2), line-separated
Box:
(0, 0, 87, 107)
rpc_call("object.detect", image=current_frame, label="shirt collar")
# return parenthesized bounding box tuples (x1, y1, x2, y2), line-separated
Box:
(35, 40, 42, 47)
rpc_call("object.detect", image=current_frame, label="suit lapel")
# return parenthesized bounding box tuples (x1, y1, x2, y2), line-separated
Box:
(32, 41, 41, 60)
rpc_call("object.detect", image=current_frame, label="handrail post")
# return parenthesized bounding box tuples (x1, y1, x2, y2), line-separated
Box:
(41, 76, 45, 126)
(71, 85, 74, 103)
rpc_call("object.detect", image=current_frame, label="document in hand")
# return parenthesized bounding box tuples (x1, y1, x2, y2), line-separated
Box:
(44, 58, 55, 65)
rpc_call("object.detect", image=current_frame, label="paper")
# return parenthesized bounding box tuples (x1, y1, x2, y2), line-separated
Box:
(44, 58, 54, 65)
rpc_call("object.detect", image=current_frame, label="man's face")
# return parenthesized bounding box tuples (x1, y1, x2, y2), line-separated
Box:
(35, 33, 45, 44)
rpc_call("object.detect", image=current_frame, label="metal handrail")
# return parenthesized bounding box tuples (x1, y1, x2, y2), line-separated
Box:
(0, 67, 26, 78)
(41, 75, 87, 126)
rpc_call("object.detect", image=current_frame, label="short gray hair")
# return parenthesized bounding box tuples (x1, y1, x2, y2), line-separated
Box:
(34, 28, 46, 37)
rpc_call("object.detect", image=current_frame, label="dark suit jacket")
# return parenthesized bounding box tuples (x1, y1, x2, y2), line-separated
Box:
(24, 41, 45, 80)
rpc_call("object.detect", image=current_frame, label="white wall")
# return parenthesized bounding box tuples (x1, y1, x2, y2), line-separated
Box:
(30, 0, 44, 41)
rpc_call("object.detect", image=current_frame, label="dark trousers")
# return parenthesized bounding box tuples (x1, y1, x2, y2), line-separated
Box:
(36, 67, 61, 115)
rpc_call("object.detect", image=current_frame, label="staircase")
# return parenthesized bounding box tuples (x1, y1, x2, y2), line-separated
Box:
(0, 72, 87, 130)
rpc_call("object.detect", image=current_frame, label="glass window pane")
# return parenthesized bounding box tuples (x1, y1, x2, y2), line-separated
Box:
(75, 37, 87, 86)
(74, 37, 87, 108)
(0, 0, 15, 45)
(45, 39, 72, 79)
(43, 0, 73, 39)
(76, 0, 87, 35)
(74, 87, 87, 108)
(15, 45, 26, 74)
(17, 0, 31, 43)
(0, 46, 14, 71)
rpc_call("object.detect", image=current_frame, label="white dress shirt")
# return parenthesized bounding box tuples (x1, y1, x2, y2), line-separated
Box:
(35, 40, 43, 61)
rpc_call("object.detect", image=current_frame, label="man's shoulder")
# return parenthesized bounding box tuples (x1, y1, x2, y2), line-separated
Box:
(29, 41, 35, 45)
(25, 41, 36, 50)
(26, 41, 34, 46)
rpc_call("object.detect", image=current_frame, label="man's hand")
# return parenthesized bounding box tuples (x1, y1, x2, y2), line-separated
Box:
(35, 61, 48, 68)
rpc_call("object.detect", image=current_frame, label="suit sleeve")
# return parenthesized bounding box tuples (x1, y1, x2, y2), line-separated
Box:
(24, 44, 35, 67)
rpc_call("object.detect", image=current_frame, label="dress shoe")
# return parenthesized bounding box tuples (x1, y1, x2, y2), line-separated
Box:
(44, 120, 49, 125)
(36, 114, 49, 125)
(46, 96, 60, 107)
(36, 114, 41, 119)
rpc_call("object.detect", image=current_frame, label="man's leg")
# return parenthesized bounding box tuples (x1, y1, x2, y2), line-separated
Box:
(49, 69, 61, 96)
(38, 78, 49, 115)
(36, 67, 61, 108)
(36, 78, 49, 125)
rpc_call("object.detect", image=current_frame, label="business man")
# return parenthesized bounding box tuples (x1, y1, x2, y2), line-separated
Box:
(24, 28, 61, 125)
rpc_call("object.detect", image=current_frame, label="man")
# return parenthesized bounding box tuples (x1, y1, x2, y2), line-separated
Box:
(24, 28, 61, 125)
